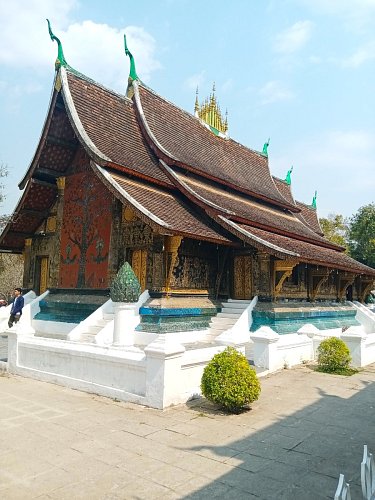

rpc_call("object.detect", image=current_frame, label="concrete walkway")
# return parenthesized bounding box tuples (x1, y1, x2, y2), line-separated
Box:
(1, 365, 375, 499)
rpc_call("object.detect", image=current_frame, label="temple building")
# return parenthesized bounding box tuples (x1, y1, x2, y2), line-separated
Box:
(0, 26, 374, 332)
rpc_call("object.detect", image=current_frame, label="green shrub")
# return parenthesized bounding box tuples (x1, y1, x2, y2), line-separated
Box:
(317, 337, 351, 373)
(201, 347, 261, 413)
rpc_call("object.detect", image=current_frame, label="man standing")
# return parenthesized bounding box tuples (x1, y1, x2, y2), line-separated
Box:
(8, 288, 24, 328)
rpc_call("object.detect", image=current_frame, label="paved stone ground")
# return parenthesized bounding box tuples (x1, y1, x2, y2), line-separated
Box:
(1, 365, 375, 499)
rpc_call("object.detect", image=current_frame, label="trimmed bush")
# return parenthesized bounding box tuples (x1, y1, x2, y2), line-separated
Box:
(201, 347, 261, 413)
(317, 337, 351, 373)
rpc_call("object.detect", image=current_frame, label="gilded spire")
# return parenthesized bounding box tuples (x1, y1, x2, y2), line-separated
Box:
(196, 82, 228, 135)
(124, 34, 139, 82)
(285, 166, 293, 185)
(47, 19, 68, 69)
(311, 190, 317, 209)
(194, 87, 199, 114)
(262, 138, 270, 156)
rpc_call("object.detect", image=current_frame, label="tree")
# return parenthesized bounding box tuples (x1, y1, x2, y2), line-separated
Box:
(0, 254, 24, 301)
(0, 163, 23, 299)
(0, 162, 9, 229)
(319, 213, 349, 249)
(348, 203, 375, 268)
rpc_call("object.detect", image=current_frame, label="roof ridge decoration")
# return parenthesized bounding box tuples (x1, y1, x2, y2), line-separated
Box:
(124, 34, 139, 83)
(262, 138, 270, 157)
(195, 84, 228, 138)
(47, 19, 70, 70)
(311, 190, 317, 209)
(285, 166, 293, 185)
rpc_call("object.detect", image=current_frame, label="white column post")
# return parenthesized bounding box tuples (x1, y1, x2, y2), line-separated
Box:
(112, 302, 137, 346)
(250, 327, 280, 370)
(144, 335, 185, 409)
(7, 330, 18, 373)
(341, 331, 367, 368)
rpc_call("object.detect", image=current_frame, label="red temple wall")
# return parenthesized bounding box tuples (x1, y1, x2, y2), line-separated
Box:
(59, 159, 112, 289)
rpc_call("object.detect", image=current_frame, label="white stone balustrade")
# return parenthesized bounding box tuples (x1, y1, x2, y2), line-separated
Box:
(361, 445, 375, 500)
(334, 474, 352, 500)
(250, 327, 312, 371)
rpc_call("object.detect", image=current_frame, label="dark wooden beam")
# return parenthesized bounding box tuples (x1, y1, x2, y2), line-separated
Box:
(8, 231, 35, 237)
(30, 178, 57, 188)
(34, 167, 60, 178)
(16, 208, 50, 218)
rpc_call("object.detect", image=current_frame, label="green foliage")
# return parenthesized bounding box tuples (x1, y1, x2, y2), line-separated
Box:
(348, 203, 375, 268)
(319, 213, 349, 249)
(110, 262, 141, 302)
(201, 347, 261, 413)
(317, 337, 352, 373)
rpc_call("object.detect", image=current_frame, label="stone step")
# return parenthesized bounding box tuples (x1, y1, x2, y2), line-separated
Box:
(227, 299, 252, 304)
(220, 307, 246, 314)
(221, 302, 250, 309)
(79, 333, 96, 343)
(209, 325, 232, 333)
(216, 312, 242, 319)
(87, 324, 103, 334)
(210, 316, 233, 325)
(103, 312, 114, 320)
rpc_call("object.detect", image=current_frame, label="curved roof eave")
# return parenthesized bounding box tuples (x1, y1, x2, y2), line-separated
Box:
(159, 160, 235, 216)
(132, 81, 299, 213)
(60, 67, 111, 166)
(216, 215, 299, 259)
(92, 162, 172, 232)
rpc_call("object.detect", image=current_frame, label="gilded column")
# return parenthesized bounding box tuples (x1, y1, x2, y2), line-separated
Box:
(23, 238, 33, 289)
(51, 176, 66, 288)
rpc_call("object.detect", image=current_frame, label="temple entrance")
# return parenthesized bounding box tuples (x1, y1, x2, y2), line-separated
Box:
(233, 254, 252, 299)
(346, 285, 353, 301)
(131, 249, 147, 291)
(35, 256, 49, 295)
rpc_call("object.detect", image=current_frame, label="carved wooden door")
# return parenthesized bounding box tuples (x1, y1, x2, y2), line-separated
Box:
(233, 255, 252, 299)
(132, 249, 147, 291)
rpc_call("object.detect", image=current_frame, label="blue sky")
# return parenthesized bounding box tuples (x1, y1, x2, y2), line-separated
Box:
(0, 0, 374, 219)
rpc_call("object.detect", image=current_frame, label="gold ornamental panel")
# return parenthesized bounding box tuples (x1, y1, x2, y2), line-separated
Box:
(233, 255, 252, 300)
(40, 257, 49, 294)
(132, 249, 147, 291)
(122, 205, 137, 222)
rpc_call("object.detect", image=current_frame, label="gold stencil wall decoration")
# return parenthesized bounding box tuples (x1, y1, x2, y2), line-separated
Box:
(132, 249, 147, 291)
(46, 216, 57, 233)
(233, 254, 252, 299)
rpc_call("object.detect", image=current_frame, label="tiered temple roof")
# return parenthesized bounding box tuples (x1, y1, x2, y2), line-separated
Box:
(1, 37, 374, 279)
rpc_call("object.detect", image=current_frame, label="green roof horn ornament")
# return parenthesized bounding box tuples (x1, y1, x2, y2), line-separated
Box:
(47, 19, 68, 69)
(262, 138, 270, 156)
(285, 166, 293, 185)
(124, 34, 139, 82)
(311, 190, 317, 209)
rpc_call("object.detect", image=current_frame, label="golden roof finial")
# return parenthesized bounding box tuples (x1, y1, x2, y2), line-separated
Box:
(194, 86, 199, 114)
(196, 82, 228, 135)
